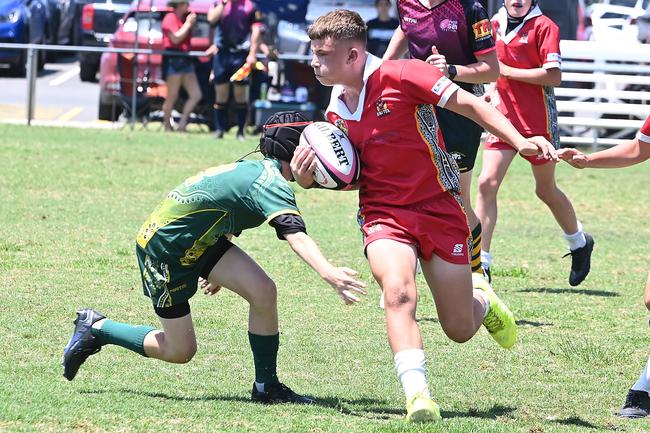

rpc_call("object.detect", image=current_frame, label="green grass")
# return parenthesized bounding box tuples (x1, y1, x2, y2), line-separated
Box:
(1, 124, 649, 433)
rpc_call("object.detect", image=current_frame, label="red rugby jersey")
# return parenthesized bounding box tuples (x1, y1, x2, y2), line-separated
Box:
(491, 6, 561, 141)
(639, 115, 650, 143)
(326, 55, 461, 209)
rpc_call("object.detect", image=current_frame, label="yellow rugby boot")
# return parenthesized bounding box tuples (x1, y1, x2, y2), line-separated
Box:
(405, 393, 441, 423)
(472, 273, 517, 349)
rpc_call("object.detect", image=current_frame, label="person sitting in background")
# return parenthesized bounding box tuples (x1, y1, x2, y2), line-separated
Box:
(161, 0, 203, 132)
(366, 0, 399, 58)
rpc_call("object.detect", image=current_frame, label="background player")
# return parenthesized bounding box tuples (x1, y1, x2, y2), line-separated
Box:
(292, 9, 557, 422)
(474, 0, 593, 287)
(383, 0, 500, 278)
(62, 113, 366, 404)
(559, 115, 650, 418)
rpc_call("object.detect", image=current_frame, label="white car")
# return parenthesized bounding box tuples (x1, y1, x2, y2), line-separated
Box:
(587, 3, 643, 43)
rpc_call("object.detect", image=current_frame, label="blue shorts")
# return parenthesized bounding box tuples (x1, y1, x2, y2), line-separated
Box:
(165, 55, 195, 78)
(212, 50, 248, 85)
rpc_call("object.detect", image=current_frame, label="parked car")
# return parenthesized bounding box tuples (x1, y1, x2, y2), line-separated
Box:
(56, 0, 83, 46)
(98, 0, 213, 122)
(78, 0, 130, 81)
(0, 0, 49, 76)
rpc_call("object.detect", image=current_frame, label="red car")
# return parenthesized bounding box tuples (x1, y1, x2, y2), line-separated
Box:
(98, 0, 213, 123)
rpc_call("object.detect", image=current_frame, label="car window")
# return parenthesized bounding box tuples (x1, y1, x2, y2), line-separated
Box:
(191, 15, 210, 38)
(600, 11, 628, 18)
(644, 0, 650, 8)
(111, 0, 133, 3)
(608, 0, 637, 6)
(122, 13, 164, 38)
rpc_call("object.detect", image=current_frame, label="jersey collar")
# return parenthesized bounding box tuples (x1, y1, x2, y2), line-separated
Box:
(495, 5, 543, 44)
(326, 53, 383, 121)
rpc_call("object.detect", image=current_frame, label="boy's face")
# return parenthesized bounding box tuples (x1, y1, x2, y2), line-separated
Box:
(310, 37, 354, 86)
(505, 0, 533, 18)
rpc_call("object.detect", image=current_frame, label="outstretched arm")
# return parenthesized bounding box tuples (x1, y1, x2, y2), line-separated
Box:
(558, 139, 650, 169)
(284, 231, 367, 304)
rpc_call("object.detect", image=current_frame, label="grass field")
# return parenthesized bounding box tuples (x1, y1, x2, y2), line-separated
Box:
(1, 124, 650, 433)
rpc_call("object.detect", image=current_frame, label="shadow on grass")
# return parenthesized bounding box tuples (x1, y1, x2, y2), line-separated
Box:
(518, 287, 620, 297)
(80, 389, 515, 421)
(551, 416, 599, 429)
(416, 317, 439, 323)
(516, 319, 553, 327)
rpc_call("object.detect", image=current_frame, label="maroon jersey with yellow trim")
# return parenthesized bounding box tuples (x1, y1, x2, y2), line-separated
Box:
(491, 6, 561, 141)
(325, 55, 462, 209)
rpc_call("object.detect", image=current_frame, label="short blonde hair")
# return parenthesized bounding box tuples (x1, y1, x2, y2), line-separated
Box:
(307, 9, 367, 45)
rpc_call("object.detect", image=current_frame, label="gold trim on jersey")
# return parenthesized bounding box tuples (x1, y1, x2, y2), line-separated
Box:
(136, 208, 227, 249)
(265, 209, 301, 224)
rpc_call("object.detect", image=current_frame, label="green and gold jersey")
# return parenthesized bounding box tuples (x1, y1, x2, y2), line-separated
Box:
(136, 158, 299, 267)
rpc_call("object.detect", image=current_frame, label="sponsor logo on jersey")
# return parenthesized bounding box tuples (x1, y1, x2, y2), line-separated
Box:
(367, 223, 383, 234)
(472, 19, 491, 41)
(431, 76, 451, 96)
(546, 53, 561, 63)
(334, 118, 348, 135)
(440, 19, 458, 32)
(403, 16, 417, 24)
(519, 32, 529, 44)
(449, 151, 463, 161)
(375, 98, 391, 117)
(452, 243, 464, 256)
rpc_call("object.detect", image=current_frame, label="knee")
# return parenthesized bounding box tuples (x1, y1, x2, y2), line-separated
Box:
(382, 279, 416, 310)
(535, 184, 557, 203)
(440, 321, 475, 343)
(167, 341, 197, 364)
(477, 175, 499, 198)
(250, 277, 277, 307)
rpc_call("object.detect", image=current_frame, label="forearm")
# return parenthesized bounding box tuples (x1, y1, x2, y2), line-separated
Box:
(583, 140, 650, 168)
(285, 232, 335, 279)
(170, 24, 192, 45)
(248, 25, 262, 60)
(448, 90, 527, 150)
(383, 26, 408, 60)
(501, 64, 562, 87)
(455, 52, 499, 83)
(207, 4, 224, 24)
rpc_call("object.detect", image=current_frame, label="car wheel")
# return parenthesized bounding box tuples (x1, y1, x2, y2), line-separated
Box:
(80, 61, 97, 82)
(98, 99, 122, 121)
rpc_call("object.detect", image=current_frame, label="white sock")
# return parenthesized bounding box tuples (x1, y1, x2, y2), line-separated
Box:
(394, 349, 429, 400)
(631, 356, 650, 393)
(473, 288, 490, 320)
(564, 221, 586, 251)
(481, 250, 492, 268)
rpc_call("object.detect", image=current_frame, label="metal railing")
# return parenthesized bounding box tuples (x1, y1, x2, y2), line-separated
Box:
(0, 42, 313, 126)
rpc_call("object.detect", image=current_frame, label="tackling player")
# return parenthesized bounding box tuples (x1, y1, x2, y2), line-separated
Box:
(292, 9, 557, 422)
(474, 0, 594, 286)
(559, 115, 650, 418)
(62, 112, 366, 404)
(383, 0, 499, 279)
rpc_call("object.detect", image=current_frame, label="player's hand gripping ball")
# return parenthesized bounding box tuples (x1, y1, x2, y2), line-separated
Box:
(299, 122, 360, 190)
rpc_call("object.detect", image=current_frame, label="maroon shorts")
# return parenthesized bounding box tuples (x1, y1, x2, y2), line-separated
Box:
(484, 132, 553, 166)
(359, 193, 471, 264)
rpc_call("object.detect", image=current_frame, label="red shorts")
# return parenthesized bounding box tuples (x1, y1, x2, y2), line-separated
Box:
(484, 132, 554, 166)
(359, 193, 471, 264)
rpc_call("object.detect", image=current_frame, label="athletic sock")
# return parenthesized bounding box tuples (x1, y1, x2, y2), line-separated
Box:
(473, 288, 491, 320)
(214, 104, 227, 132)
(91, 320, 154, 357)
(470, 223, 483, 273)
(632, 356, 650, 394)
(564, 221, 586, 251)
(394, 349, 430, 400)
(236, 104, 248, 135)
(481, 250, 492, 269)
(248, 332, 279, 391)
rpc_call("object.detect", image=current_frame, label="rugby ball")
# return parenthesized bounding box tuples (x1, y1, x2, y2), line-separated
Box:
(299, 122, 360, 190)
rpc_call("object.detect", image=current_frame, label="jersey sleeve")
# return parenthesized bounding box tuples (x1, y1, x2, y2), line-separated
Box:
(537, 19, 561, 69)
(400, 61, 460, 108)
(467, 1, 496, 57)
(639, 115, 650, 144)
(254, 175, 301, 223)
(161, 13, 178, 37)
(251, 5, 265, 27)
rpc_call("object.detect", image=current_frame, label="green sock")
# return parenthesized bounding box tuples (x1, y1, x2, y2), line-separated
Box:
(91, 319, 155, 357)
(248, 332, 279, 386)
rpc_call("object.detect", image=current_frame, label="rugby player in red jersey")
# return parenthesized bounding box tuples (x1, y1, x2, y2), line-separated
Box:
(475, 0, 594, 286)
(291, 9, 557, 422)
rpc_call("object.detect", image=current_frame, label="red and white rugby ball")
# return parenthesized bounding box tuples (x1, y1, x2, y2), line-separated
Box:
(299, 122, 360, 190)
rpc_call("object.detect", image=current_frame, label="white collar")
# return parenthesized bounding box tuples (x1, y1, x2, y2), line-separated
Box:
(326, 53, 383, 121)
(495, 5, 543, 44)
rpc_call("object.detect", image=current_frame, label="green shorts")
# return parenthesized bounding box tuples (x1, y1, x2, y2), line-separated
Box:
(136, 236, 234, 308)
(435, 106, 484, 173)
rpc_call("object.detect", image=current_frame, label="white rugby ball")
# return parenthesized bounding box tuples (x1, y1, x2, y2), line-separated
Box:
(299, 122, 360, 190)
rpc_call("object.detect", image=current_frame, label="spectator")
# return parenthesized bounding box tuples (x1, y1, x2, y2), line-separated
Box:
(208, 0, 264, 140)
(161, 0, 203, 132)
(366, 0, 399, 58)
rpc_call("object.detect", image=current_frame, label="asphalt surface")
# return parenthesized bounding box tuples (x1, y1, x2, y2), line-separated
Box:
(0, 54, 105, 126)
